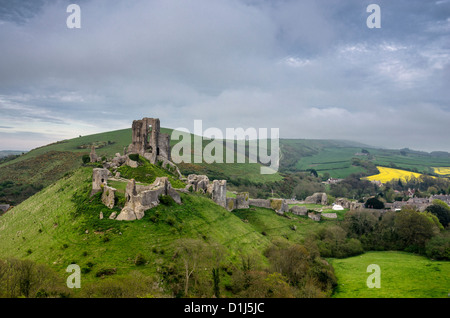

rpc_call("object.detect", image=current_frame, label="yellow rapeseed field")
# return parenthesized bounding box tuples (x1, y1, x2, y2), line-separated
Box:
(433, 167, 450, 176)
(366, 166, 423, 183)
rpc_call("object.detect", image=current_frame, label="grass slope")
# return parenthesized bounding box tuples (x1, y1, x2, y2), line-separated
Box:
(330, 251, 450, 298)
(0, 167, 274, 285)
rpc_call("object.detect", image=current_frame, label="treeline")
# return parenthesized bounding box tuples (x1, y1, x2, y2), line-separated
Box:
(310, 203, 450, 260)
(0, 181, 44, 205)
(0, 239, 337, 298)
(384, 175, 450, 196)
(329, 173, 380, 201)
(0, 258, 69, 298)
(228, 172, 326, 200)
(160, 238, 336, 298)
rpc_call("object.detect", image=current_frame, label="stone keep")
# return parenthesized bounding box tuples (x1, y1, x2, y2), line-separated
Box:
(127, 117, 171, 164)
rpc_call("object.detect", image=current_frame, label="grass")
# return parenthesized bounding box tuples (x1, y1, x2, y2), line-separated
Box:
(116, 156, 186, 188)
(0, 167, 273, 286)
(288, 203, 348, 220)
(233, 206, 329, 242)
(330, 251, 450, 298)
(291, 144, 450, 178)
(294, 147, 367, 178)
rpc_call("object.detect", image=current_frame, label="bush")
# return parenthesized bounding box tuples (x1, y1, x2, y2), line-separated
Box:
(426, 200, 450, 228)
(82, 154, 90, 164)
(95, 268, 117, 277)
(365, 197, 385, 209)
(128, 154, 139, 162)
(159, 195, 174, 206)
(166, 216, 177, 227)
(134, 253, 147, 266)
(425, 232, 450, 260)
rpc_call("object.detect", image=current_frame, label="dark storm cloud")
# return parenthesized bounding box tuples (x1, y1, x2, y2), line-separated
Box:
(0, 0, 449, 151)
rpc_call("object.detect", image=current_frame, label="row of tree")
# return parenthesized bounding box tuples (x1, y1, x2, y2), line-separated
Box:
(310, 202, 450, 260)
(159, 238, 337, 298)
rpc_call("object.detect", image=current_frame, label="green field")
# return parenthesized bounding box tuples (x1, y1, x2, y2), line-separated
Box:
(330, 251, 450, 298)
(293, 145, 450, 178)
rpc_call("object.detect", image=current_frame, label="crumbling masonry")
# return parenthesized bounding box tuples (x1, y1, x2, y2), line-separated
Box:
(127, 117, 171, 164)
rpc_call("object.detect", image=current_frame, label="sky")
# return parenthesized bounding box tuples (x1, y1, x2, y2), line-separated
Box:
(0, 0, 449, 152)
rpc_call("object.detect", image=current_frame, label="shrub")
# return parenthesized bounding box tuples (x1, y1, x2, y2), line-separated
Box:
(95, 268, 117, 277)
(159, 195, 174, 206)
(365, 197, 384, 209)
(134, 253, 147, 266)
(425, 232, 450, 260)
(166, 216, 177, 226)
(426, 200, 450, 228)
(128, 154, 139, 162)
(82, 154, 90, 164)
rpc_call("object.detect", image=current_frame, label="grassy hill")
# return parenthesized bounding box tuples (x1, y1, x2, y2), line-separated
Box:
(0, 165, 336, 297)
(2, 126, 450, 206)
(0, 127, 284, 205)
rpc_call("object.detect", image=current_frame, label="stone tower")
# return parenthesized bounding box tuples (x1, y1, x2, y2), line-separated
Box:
(127, 117, 171, 164)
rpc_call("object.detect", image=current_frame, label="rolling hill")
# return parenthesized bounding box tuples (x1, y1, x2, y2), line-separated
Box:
(0, 165, 331, 297)
(1, 126, 450, 207)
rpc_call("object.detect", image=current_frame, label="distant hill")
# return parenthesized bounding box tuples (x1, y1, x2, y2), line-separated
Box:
(0, 150, 27, 158)
(1, 127, 449, 206)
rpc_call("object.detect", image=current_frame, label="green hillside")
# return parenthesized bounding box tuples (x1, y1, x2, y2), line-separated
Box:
(0, 127, 283, 205)
(2, 126, 449, 207)
(0, 165, 339, 297)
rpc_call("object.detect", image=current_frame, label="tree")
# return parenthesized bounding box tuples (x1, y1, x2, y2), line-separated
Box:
(365, 197, 384, 209)
(175, 239, 208, 297)
(425, 232, 450, 260)
(426, 200, 450, 228)
(394, 208, 441, 252)
(308, 169, 318, 178)
(343, 210, 380, 237)
(82, 154, 90, 164)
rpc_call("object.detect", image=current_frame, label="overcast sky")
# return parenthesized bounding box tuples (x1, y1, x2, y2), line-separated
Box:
(0, 0, 449, 152)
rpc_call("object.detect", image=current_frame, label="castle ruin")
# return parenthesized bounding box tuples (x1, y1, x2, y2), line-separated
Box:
(126, 117, 171, 164)
(89, 116, 320, 222)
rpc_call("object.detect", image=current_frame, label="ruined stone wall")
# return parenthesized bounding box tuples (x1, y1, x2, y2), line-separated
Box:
(248, 199, 271, 209)
(102, 185, 116, 209)
(235, 192, 249, 209)
(115, 177, 181, 221)
(91, 168, 110, 196)
(158, 133, 171, 162)
(289, 205, 307, 216)
(207, 180, 227, 208)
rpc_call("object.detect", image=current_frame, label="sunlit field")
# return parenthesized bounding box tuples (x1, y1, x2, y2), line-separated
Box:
(366, 166, 423, 183)
(433, 167, 450, 176)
